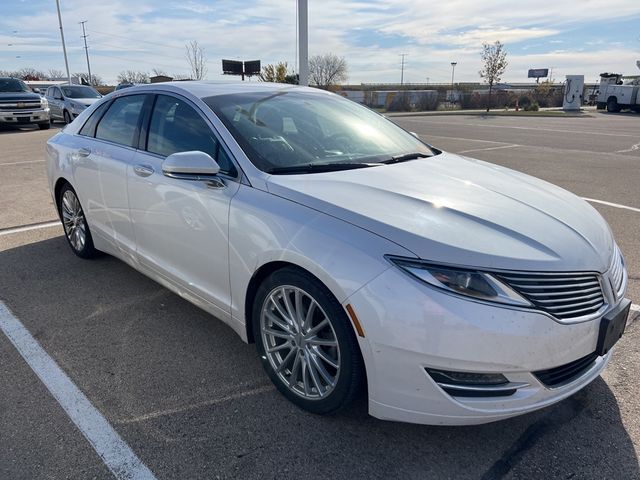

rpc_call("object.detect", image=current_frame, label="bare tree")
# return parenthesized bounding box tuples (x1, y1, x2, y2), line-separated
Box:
(479, 41, 508, 112)
(16, 67, 46, 80)
(47, 68, 66, 79)
(185, 41, 207, 80)
(152, 68, 167, 77)
(117, 70, 150, 84)
(260, 62, 297, 84)
(309, 53, 348, 90)
(73, 72, 103, 86)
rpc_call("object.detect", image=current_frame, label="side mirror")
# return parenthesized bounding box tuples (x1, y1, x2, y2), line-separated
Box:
(162, 151, 220, 180)
(32, 87, 40, 94)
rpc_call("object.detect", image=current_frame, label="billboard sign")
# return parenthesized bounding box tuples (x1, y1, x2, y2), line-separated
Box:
(222, 59, 243, 75)
(528, 68, 549, 79)
(244, 60, 261, 76)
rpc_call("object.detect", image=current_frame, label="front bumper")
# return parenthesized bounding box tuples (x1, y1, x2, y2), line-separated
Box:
(347, 267, 625, 425)
(0, 108, 50, 124)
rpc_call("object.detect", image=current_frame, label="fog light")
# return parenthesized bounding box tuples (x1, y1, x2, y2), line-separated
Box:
(426, 369, 508, 386)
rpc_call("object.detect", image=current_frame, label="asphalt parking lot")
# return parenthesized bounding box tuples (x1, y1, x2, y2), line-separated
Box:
(1, 112, 639, 479)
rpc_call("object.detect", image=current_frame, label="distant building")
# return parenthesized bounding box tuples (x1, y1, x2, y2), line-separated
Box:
(150, 75, 173, 83)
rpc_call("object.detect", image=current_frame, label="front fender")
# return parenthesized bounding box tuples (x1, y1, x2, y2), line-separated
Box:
(228, 184, 414, 340)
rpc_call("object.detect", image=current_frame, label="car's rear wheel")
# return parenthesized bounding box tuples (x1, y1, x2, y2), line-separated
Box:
(59, 184, 99, 259)
(63, 110, 72, 124)
(253, 267, 364, 414)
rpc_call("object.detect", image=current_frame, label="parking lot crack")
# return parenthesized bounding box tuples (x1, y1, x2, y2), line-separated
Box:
(480, 395, 588, 480)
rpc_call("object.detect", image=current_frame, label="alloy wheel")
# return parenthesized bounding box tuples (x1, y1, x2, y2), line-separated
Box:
(61, 190, 87, 252)
(260, 286, 340, 400)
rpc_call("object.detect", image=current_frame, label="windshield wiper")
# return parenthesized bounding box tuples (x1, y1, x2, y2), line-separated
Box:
(381, 152, 431, 165)
(266, 162, 382, 175)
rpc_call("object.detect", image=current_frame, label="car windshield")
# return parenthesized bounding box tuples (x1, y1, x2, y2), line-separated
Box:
(0, 78, 30, 93)
(61, 86, 101, 98)
(204, 90, 434, 174)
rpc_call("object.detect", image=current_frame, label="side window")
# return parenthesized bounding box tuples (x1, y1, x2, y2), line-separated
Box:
(147, 95, 236, 175)
(95, 95, 145, 147)
(79, 101, 110, 137)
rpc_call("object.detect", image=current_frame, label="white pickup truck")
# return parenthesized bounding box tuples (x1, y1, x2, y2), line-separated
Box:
(596, 69, 640, 113)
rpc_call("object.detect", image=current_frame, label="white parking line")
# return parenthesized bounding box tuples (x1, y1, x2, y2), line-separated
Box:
(0, 159, 45, 167)
(119, 384, 274, 425)
(582, 198, 640, 214)
(457, 144, 521, 154)
(0, 302, 157, 480)
(0, 220, 60, 237)
(401, 118, 639, 138)
(616, 142, 640, 154)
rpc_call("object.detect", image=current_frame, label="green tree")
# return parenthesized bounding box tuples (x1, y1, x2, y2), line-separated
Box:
(479, 41, 508, 112)
(260, 62, 297, 84)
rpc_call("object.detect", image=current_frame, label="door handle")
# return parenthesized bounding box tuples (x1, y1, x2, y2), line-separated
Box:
(77, 148, 91, 157)
(133, 164, 154, 177)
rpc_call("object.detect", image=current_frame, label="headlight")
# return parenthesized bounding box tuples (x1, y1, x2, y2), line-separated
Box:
(40, 97, 48, 108)
(70, 102, 85, 113)
(388, 257, 531, 306)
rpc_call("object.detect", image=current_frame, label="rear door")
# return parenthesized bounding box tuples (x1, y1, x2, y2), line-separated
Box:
(127, 93, 240, 313)
(77, 93, 150, 261)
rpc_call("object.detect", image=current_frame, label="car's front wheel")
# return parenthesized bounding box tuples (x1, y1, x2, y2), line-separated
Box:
(59, 183, 99, 259)
(63, 110, 72, 124)
(253, 267, 364, 414)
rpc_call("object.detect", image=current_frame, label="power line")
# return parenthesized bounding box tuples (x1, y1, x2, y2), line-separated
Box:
(90, 51, 186, 71)
(88, 29, 185, 51)
(399, 53, 407, 85)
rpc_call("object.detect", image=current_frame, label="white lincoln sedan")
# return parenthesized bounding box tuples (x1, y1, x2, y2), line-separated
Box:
(45, 82, 630, 425)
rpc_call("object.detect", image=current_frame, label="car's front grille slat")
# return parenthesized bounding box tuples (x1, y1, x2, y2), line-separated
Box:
(534, 352, 598, 387)
(505, 280, 600, 290)
(526, 286, 601, 298)
(497, 272, 605, 321)
(533, 291, 602, 304)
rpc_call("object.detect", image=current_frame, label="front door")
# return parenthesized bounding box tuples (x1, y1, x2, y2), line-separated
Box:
(127, 94, 241, 313)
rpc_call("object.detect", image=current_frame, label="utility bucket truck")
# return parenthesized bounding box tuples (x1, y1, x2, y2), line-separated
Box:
(596, 61, 640, 113)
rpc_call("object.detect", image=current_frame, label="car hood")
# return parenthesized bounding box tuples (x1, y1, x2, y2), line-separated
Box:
(266, 152, 614, 272)
(0, 92, 41, 101)
(72, 98, 100, 106)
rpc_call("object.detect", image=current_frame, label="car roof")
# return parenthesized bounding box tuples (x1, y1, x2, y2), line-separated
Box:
(122, 81, 325, 99)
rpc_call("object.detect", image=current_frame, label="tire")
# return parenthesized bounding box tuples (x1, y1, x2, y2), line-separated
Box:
(607, 98, 620, 113)
(253, 267, 364, 415)
(58, 183, 99, 259)
(38, 121, 51, 130)
(63, 110, 72, 124)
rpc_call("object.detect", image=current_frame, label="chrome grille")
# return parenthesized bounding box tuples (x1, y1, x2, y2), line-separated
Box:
(609, 247, 625, 299)
(497, 272, 605, 321)
(0, 100, 42, 110)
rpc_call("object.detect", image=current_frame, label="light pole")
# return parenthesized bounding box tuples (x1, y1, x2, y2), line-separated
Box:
(55, 0, 71, 85)
(450, 62, 457, 102)
(297, 0, 308, 86)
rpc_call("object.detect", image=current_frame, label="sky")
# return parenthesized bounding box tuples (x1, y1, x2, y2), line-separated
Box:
(2, 0, 640, 85)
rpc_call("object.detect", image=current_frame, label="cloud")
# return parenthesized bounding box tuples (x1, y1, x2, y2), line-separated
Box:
(1, 0, 639, 84)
